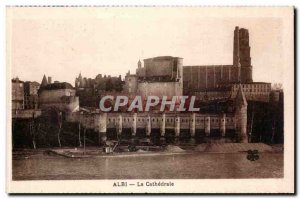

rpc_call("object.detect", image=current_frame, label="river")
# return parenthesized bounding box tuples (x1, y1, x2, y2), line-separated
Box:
(12, 151, 283, 180)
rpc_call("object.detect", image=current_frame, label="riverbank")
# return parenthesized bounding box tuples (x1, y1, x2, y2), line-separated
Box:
(13, 143, 283, 159)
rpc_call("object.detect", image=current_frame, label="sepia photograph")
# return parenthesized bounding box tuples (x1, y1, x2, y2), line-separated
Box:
(6, 6, 294, 193)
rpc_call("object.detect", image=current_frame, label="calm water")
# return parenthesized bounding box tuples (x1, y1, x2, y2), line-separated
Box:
(12, 152, 283, 180)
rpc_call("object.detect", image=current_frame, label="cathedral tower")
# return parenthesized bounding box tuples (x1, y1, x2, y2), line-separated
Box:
(233, 26, 253, 83)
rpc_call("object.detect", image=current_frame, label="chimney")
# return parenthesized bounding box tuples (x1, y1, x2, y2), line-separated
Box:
(48, 77, 52, 84)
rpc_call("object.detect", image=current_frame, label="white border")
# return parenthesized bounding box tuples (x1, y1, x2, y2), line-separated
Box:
(1, 1, 297, 196)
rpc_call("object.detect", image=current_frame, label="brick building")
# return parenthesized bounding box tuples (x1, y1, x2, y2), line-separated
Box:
(182, 26, 270, 102)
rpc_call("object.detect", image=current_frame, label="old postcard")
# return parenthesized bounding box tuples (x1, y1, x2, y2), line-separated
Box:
(6, 6, 294, 193)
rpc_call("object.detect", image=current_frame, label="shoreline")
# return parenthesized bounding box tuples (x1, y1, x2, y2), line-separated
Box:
(12, 143, 283, 159)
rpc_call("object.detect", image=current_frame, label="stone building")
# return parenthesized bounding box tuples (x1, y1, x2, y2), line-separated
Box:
(270, 89, 284, 105)
(11, 77, 24, 110)
(123, 71, 138, 95)
(195, 82, 272, 102)
(24, 81, 40, 109)
(75, 72, 124, 107)
(12, 78, 41, 120)
(124, 56, 183, 98)
(230, 83, 271, 101)
(75, 72, 123, 92)
(66, 84, 248, 143)
(234, 85, 248, 143)
(38, 75, 79, 112)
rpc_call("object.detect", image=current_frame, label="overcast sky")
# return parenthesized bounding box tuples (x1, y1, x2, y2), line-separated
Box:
(8, 7, 283, 86)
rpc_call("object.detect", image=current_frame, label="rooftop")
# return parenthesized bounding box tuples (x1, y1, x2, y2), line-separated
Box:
(144, 56, 183, 61)
(183, 65, 233, 67)
(40, 82, 74, 90)
(12, 78, 24, 83)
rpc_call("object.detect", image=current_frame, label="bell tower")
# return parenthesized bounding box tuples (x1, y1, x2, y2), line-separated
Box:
(233, 26, 253, 83)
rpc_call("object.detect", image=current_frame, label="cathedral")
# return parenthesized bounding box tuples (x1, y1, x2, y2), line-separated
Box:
(183, 26, 253, 94)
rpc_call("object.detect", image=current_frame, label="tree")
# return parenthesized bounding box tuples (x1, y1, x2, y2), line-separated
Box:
(105, 78, 113, 91)
(57, 111, 62, 147)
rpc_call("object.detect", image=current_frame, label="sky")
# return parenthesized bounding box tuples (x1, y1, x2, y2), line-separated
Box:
(8, 7, 284, 86)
